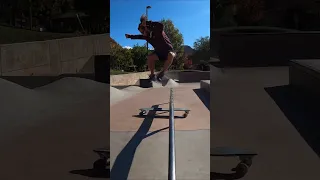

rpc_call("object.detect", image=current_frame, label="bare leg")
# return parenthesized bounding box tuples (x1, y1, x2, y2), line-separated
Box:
(162, 52, 175, 72)
(147, 53, 158, 75)
(156, 52, 175, 80)
(147, 58, 155, 75)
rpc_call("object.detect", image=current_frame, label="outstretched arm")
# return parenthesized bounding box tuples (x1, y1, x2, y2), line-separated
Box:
(125, 34, 146, 40)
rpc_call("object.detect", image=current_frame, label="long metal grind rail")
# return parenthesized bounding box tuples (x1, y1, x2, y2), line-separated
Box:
(168, 88, 176, 180)
(138, 87, 190, 179)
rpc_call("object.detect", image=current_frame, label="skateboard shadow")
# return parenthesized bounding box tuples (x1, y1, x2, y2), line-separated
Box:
(69, 169, 109, 178)
(265, 85, 320, 157)
(193, 88, 210, 110)
(111, 104, 166, 180)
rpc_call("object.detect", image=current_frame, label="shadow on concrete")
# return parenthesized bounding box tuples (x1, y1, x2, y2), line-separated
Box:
(113, 85, 130, 90)
(0, 74, 96, 89)
(111, 104, 165, 179)
(193, 89, 210, 110)
(265, 85, 320, 157)
(70, 169, 110, 178)
(145, 127, 169, 138)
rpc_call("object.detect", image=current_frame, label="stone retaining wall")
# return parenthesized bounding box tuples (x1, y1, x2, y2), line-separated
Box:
(0, 34, 110, 76)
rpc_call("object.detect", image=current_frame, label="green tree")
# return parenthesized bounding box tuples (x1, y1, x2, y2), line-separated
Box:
(131, 44, 148, 72)
(191, 36, 210, 64)
(160, 19, 184, 70)
(110, 43, 133, 71)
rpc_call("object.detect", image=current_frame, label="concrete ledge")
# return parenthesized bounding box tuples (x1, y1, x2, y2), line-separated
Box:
(200, 80, 210, 93)
(110, 71, 150, 86)
(213, 31, 320, 67)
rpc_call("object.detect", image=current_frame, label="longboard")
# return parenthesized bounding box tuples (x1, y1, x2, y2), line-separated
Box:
(139, 107, 190, 117)
(93, 148, 110, 170)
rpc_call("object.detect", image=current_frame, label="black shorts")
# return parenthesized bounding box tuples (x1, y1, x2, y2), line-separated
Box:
(151, 51, 170, 61)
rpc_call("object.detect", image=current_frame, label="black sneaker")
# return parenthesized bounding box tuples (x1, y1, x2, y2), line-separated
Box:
(156, 71, 164, 81)
(149, 74, 156, 81)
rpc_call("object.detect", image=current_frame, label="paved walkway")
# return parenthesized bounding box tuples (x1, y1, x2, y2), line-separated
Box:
(110, 85, 210, 179)
(210, 67, 320, 180)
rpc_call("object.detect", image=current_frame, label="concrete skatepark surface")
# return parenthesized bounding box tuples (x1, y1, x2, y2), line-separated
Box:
(0, 77, 109, 180)
(210, 66, 320, 180)
(110, 80, 210, 179)
(3, 64, 319, 180)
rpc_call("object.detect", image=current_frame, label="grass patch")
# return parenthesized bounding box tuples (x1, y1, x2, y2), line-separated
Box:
(110, 69, 131, 75)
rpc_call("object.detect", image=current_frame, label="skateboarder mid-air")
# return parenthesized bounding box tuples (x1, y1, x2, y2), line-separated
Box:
(125, 15, 175, 81)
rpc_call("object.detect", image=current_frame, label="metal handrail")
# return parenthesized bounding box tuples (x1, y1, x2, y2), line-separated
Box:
(168, 88, 176, 180)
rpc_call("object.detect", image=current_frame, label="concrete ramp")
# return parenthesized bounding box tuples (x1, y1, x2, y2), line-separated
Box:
(0, 77, 109, 180)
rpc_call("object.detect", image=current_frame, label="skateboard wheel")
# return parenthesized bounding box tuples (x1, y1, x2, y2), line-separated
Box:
(139, 111, 146, 116)
(183, 111, 189, 118)
(93, 159, 107, 170)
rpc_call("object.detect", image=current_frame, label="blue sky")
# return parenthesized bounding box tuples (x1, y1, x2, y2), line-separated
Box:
(110, 0, 210, 49)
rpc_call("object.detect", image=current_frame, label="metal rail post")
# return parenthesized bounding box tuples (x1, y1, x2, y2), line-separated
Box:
(168, 88, 176, 180)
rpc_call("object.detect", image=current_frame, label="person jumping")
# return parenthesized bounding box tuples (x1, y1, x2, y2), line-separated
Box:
(125, 15, 175, 81)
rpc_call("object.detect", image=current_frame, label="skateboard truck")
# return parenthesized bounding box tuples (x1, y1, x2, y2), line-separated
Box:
(211, 147, 257, 180)
(93, 148, 110, 171)
(138, 107, 190, 118)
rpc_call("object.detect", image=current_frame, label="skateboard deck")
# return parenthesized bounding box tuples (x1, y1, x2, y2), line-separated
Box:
(211, 147, 257, 157)
(93, 148, 109, 155)
(151, 75, 179, 87)
(151, 80, 165, 87)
